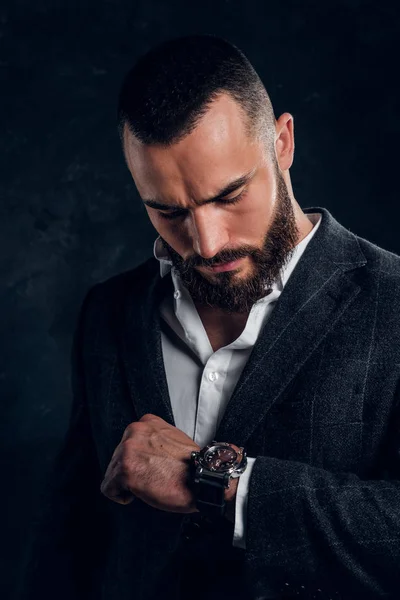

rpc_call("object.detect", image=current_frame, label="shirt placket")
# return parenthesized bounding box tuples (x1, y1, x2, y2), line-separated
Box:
(194, 349, 231, 448)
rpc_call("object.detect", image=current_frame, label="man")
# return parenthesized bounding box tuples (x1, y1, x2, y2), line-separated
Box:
(21, 34, 400, 600)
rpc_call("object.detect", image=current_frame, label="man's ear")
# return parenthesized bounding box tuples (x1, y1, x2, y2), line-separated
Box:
(275, 112, 295, 171)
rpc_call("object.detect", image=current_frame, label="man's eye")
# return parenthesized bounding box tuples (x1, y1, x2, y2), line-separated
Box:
(158, 190, 246, 220)
(159, 210, 187, 221)
(218, 190, 246, 205)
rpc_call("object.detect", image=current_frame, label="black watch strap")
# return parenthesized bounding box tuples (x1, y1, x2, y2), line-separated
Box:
(194, 470, 230, 517)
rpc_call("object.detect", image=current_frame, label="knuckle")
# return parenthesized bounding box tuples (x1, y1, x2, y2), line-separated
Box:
(140, 413, 152, 420)
(123, 421, 143, 439)
(128, 420, 146, 433)
(119, 444, 134, 470)
(121, 456, 133, 474)
(140, 413, 159, 422)
(125, 421, 137, 433)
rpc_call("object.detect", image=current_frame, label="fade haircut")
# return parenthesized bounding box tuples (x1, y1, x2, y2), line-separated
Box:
(117, 34, 276, 153)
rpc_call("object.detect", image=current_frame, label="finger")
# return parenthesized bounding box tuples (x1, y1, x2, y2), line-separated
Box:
(109, 489, 136, 505)
(100, 475, 136, 505)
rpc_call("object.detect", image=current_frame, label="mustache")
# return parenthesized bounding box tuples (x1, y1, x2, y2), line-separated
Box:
(178, 246, 261, 270)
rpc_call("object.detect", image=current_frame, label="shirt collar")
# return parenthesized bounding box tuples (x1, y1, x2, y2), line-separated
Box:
(153, 237, 174, 278)
(153, 212, 322, 291)
(280, 212, 321, 289)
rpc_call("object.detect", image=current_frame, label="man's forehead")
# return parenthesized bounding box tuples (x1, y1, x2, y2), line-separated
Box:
(125, 129, 261, 194)
(127, 146, 260, 210)
(123, 94, 255, 164)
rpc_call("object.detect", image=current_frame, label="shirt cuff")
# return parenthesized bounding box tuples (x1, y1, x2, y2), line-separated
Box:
(232, 456, 257, 549)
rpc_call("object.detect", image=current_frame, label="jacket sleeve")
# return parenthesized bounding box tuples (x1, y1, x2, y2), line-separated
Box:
(245, 389, 400, 599)
(17, 284, 111, 600)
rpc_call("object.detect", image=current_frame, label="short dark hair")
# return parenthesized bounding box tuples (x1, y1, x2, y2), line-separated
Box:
(117, 34, 276, 152)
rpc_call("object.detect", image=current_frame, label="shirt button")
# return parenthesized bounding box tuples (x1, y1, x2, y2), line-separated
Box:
(173, 290, 181, 300)
(208, 371, 219, 382)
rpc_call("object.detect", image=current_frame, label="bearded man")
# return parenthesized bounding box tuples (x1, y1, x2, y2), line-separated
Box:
(21, 35, 400, 600)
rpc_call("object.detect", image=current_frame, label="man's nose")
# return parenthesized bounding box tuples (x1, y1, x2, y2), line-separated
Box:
(189, 208, 229, 259)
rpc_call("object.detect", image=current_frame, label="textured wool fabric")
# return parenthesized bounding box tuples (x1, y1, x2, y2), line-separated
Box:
(19, 207, 400, 599)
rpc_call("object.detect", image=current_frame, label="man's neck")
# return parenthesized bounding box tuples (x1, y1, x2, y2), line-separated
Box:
(194, 303, 250, 352)
(295, 208, 314, 245)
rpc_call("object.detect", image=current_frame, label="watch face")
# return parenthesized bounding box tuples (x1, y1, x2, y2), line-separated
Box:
(203, 445, 238, 472)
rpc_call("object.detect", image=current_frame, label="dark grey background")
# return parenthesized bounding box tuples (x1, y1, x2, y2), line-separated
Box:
(1, 0, 399, 598)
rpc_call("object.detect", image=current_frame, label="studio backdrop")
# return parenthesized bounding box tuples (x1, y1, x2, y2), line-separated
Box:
(1, 1, 399, 598)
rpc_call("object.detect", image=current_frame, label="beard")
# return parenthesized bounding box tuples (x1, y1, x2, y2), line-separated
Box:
(160, 166, 299, 314)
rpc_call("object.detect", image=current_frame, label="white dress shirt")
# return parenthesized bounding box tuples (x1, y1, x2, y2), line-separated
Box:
(154, 212, 322, 549)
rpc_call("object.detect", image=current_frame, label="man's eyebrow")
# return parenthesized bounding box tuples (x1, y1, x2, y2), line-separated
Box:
(142, 168, 256, 211)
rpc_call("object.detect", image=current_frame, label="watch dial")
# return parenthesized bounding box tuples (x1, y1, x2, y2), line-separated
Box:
(205, 446, 237, 471)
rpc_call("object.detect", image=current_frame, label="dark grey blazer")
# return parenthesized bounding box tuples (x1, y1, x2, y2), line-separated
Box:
(19, 207, 400, 600)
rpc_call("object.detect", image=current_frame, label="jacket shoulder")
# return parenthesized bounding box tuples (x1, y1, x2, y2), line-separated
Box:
(76, 257, 160, 346)
(87, 256, 159, 303)
(356, 235, 400, 280)
(354, 237, 400, 334)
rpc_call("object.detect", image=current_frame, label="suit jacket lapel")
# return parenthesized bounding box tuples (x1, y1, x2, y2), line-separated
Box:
(119, 264, 176, 427)
(214, 207, 367, 446)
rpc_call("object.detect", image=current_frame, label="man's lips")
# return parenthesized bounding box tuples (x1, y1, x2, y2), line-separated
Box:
(200, 257, 245, 273)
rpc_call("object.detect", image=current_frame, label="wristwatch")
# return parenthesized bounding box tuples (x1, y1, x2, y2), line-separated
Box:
(190, 441, 248, 517)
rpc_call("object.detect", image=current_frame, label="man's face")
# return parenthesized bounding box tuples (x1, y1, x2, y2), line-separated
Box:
(123, 94, 299, 313)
